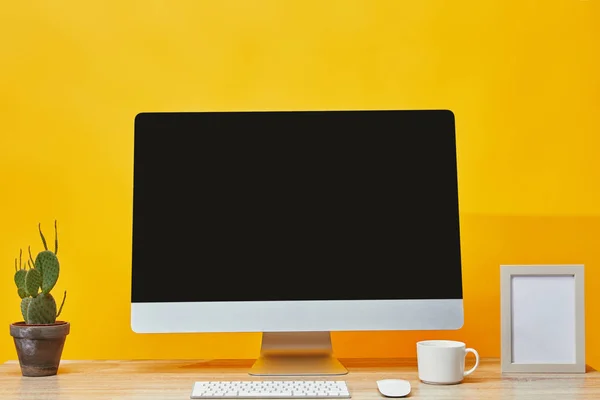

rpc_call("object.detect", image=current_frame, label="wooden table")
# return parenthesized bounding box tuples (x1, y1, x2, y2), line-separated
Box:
(0, 358, 598, 399)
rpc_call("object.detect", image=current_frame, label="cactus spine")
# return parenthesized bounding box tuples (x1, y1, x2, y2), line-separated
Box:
(13, 220, 66, 324)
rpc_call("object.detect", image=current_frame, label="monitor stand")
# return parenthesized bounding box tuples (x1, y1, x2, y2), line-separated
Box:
(249, 331, 348, 376)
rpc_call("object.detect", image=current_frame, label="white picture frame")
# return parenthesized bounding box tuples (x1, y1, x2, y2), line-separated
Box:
(500, 264, 585, 373)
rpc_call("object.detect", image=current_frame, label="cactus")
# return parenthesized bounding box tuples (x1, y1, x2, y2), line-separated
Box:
(20, 297, 32, 321)
(14, 256, 26, 290)
(24, 268, 42, 298)
(35, 250, 60, 294)
(27, 293, 58, 324)
(13, 220, 67, 325)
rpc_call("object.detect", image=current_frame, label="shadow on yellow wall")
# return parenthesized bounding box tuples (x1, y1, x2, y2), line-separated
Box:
(1, 1, 598, 367)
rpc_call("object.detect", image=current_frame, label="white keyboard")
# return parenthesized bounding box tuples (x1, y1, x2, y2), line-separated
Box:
(191, 380, 351, 399)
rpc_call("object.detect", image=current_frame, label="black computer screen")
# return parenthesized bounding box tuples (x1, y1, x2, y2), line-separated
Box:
(131, 110, 463, 302)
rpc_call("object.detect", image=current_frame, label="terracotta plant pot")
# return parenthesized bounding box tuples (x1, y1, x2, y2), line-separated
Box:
(9, 321, 70, 377)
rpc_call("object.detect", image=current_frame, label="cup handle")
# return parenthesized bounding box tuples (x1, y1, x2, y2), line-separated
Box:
(464, 348, 479, 376)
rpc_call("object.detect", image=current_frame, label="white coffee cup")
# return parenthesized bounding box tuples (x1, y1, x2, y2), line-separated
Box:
(416, 340, 479, 385)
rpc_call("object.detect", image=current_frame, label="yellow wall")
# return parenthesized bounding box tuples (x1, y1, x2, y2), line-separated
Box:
(1, 1, 598, 368)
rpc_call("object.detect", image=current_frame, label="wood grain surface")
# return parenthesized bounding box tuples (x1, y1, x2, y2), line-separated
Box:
(1, 358, 598, 399)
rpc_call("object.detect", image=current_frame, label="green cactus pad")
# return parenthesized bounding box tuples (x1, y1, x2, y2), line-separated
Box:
(35, 250, 60, 294)
(24, 268, 42, 298)
(21, 297, 32, 321)
(14, 269, 27, 289)
(17, 287, 27, 299)
(26, 293, 57, 324)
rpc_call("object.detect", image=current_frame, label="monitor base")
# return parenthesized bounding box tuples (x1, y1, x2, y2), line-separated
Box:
(249, 331, 348, 376)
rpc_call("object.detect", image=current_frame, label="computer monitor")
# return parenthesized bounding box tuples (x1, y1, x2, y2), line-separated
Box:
(131, 109, 464, 376)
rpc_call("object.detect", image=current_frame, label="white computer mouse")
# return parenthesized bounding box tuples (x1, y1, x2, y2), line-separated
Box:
(376, 379, 411, 398)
